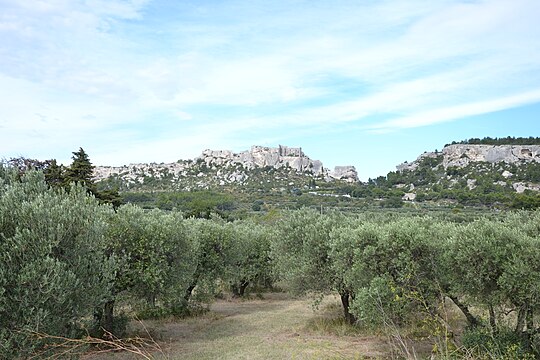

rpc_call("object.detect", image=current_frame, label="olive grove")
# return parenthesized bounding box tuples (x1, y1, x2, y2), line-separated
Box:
(2, 163, 540, 358)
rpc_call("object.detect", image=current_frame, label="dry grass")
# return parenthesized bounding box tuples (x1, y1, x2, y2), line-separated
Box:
(85, 293, 391, 360)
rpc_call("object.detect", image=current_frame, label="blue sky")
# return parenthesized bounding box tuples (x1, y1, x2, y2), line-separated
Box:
(1, 0, 540, 180)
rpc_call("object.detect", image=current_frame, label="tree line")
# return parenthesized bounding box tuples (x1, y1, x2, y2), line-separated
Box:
(448, 136, 540, 146)
(7, 147, 122, 209)
(272, 208, 540, 358)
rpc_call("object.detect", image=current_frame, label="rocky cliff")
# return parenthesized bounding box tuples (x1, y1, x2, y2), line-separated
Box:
(198, 145, 325, 175)
(394, 144, 540, 199)
(93, 145, 359, 191)
(441, 144, 540, 168)
(397, 144, 540, 171)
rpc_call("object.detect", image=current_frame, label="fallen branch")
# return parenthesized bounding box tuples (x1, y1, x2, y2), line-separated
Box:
(22, 321, 166, 359)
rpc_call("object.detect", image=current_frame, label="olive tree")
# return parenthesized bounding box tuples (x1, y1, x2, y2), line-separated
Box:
(446, 214, 540, 339)
(183, 217, 231, 304)
(345, 218, 444, 327)
(0, 169, 115, 357)
(330, 220, 380, 324)
(446, 219, 521, 333)
(225, 221, 274, 297)
(104, 204, 195, 324)
(271, 208, 358, 322)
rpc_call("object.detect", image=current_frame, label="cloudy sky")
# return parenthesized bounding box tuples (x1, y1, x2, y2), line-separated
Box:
(1, 0, 540, 180)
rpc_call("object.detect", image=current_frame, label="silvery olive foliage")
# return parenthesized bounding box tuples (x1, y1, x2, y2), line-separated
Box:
(3, 160, 540, 357)
(182, 217, 234, 304)
(225, 221, 274, 296)
(272, 207, 540, 354)
(271, 208, 359, 322)
(0, 168, 115, 357)
(106, 204, 196, 315)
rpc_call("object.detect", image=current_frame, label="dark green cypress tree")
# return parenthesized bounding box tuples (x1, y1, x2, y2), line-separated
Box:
(95, 189, 123, 210)
(64, 147, 123, 209)
(44, 159, 65, 188)
(64, 147, 96, 191)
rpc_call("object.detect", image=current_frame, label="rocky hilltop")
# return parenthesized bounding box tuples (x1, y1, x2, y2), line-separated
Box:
(92, 140, 540, 210)
(442, 144, 540, 168)
(198, 145, 324, 175)
(398, 144, 540, 171)
(94, 145, 358, 191)
(394, 144, 540, 201)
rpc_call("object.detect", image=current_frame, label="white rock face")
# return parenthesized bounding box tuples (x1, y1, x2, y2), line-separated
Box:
(397, 145, 540, 172)
(393, 144, 540, 194)
(396, 151, 439, 171)
(513, 182, 540, 193)
(442, 145, 540, 168)
(196, 145, 359, 182)
(93, 162, 186, 184)
(329, 166, 359, 183)
(402, 193, 416, 201)
(93, 145, 360, 184)
(502, 170, 513, 178)
(198, 145, 322, 174)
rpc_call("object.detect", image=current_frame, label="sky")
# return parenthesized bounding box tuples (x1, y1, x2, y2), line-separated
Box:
(1, 0, 540, 181)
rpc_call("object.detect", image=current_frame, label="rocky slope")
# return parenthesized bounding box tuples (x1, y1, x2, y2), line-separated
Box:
(393, 144, 540, 202)
(94, 145, 358, 191)
(398, 144, 540, 171)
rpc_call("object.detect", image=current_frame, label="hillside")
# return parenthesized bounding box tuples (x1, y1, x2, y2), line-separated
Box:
(94, 145, 358, 192)
(381, 143, 540, 209)
(94, 141, 540, 213)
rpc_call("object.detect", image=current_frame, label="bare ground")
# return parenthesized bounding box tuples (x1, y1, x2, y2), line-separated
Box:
(85, 293, 397, 360)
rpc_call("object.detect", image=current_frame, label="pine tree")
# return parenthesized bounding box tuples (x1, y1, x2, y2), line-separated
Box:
(64, 147, 95, 191)
(64, 147, 123, 209)
(44, 159, 65, 188)
(95, 189, 123, 210)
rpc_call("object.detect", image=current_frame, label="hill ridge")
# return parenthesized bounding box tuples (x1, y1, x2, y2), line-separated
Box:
(93, 144, 359, 191)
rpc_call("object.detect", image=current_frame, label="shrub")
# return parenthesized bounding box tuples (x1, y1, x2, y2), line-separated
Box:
(461, 326, 537, 359)
(0, 169, 115, 357)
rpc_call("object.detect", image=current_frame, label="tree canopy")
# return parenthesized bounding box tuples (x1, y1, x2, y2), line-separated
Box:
(449, 136, 540, 146)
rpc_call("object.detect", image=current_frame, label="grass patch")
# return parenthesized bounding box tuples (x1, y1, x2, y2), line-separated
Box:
(304, 302, 363, 337)
(86, 293, 391, 359)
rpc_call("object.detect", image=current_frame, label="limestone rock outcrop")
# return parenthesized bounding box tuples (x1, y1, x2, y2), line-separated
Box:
(442, 145, 540, 168)
(396, 152, 439, 172)
(329, 166, 358, 183)
(93, 144, 359, 187)
(198, 145, 320, 175)
(397, 145, 540, 172)
(402, 193, 416, 201)
(513, 182, 540, 193)
(93, 162, 187, 186)
(394, 144, 540, 195)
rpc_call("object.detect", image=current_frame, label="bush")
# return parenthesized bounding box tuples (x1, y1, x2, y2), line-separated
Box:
(461, 326, 537, 359)
(0, 169, 115, 357)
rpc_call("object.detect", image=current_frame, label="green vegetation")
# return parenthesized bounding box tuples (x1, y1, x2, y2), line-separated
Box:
(113, 154, 540, 213)
(0, 169, 115, 357)
(3, 145, 540, 358)
(449, 136, 540, 145)
(155, 191, 236, 218)
(271, 208, 540, 358)
(89, 137, 540, 212)
(8, 148, 122, 209)
(101, 205, 194, 329)
(335, 153, 540, 210)
(3, 162, 540, 358)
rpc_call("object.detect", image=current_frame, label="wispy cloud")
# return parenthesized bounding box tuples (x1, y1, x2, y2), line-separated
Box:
(1, 0, 539, 169)
(366, 89, 540, 133)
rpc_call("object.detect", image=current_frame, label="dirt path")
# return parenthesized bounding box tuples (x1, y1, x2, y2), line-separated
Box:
(86, 293, 390, 359)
